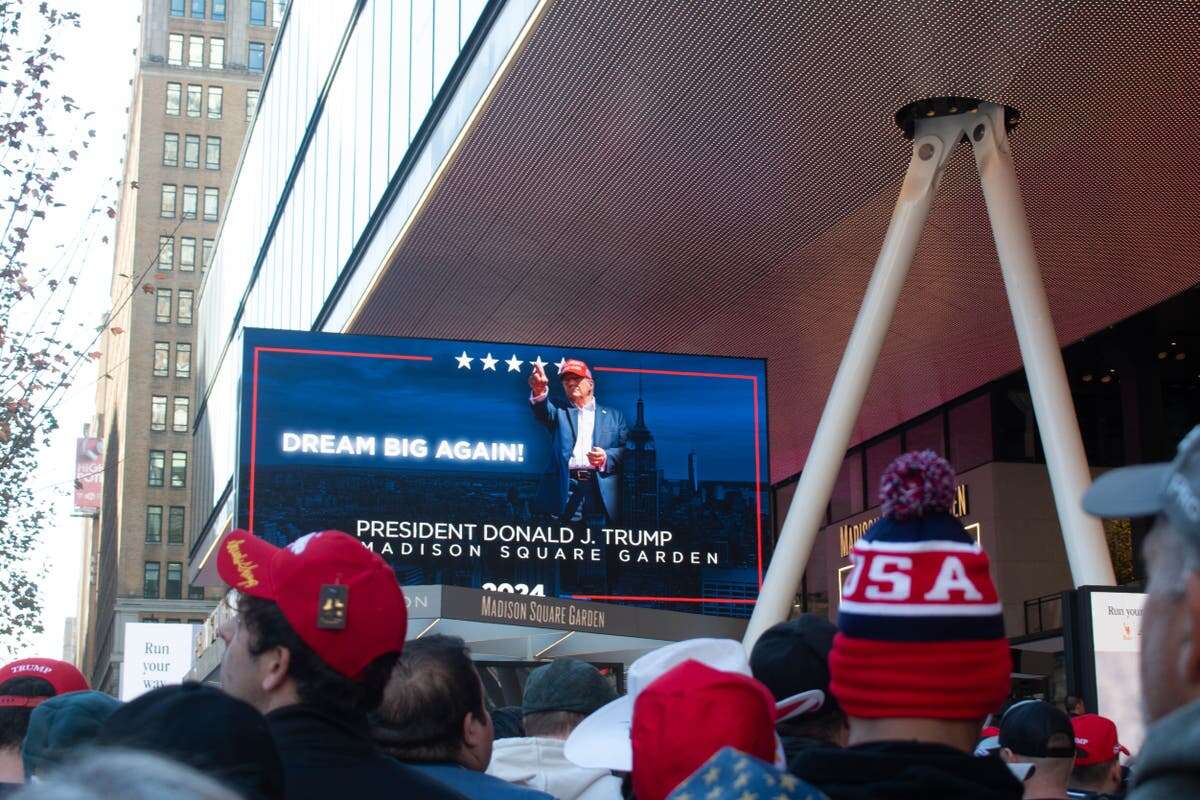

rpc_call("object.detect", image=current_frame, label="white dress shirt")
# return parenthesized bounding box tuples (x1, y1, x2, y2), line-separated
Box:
(531, 391, 603, 470)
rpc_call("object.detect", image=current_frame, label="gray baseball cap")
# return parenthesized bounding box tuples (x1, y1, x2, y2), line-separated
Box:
(1083, 425, 1200, 537)
(523, 658, 616, 715)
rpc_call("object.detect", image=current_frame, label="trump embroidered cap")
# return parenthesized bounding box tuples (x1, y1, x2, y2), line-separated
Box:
(0, 659, 89, 708)
(1072, 713, 1129, 766)
(558, 359, 592, 380)
(1083, 424, 1200, 539)
(632, 660, 778, 800)
(217, 529, 407, 679)
(831, 451, 1011, 720)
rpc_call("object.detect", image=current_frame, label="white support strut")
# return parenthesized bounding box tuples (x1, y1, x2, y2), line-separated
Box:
(744, 101, 1115, 651)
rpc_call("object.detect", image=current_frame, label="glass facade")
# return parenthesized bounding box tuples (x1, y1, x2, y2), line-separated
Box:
(189, 0, 577, 558)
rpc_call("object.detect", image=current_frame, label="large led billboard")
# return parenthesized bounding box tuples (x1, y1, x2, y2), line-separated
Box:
(237, 329, 770, 614)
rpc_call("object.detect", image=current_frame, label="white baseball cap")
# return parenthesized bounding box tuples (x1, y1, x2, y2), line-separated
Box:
(563, 638, 824, 771)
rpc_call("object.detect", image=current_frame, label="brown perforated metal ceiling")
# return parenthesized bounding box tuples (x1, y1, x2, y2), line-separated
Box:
(348, 0, 1200, 483)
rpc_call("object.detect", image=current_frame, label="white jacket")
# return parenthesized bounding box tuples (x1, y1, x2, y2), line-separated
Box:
(488, 737, 623, 800)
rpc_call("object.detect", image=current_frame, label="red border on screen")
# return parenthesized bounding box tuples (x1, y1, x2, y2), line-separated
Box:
(248, 349, 766, 606)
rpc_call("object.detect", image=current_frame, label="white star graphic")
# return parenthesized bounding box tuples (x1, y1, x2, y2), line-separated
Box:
(480, 353, 498, 371)
(531, 356, 547, 371)
(505, 354, 524, 372)
(455, 351, 474, 369)
(553, 358, 567, 373)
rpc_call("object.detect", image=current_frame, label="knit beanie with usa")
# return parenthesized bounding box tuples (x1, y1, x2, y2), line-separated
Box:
(830, 450, 1011, 720)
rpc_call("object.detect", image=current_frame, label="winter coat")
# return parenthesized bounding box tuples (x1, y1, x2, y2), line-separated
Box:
(488, 736, 623, 800)
(264, 704, 467, 800)
(406, 761, 556, 800)
(790, 740, 1024, 800)
(1128, 698, 1200, 799)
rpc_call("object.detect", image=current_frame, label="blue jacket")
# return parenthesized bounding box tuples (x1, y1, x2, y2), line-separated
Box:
(531, 395, 628, 521)
(407, 762, 556, 800)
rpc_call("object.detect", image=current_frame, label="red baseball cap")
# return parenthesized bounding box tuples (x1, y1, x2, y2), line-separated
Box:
(0, 658, 89, 707)
(217, 529, 407, 679)
(1072, 713, 1130, 766)
(631, 660, 778, 800)
(559, 359, 592, 380)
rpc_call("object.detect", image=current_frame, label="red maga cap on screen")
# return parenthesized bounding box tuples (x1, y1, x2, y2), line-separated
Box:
(217, 529, 407, 679)
(559, 359, 592, 380)
(1073, 713, 1130, 766)
(0, 658, 89, 708)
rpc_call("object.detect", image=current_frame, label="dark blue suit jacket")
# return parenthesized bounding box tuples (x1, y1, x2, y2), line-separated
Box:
(531, 396, 628, 521)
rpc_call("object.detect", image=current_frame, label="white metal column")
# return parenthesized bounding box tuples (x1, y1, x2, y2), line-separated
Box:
(742, 116, 964, 648)
(744, 101, 1115, 651)
(970, 104, 1115, 586)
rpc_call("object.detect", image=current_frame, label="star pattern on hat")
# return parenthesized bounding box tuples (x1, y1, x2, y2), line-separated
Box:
(668, 748, 824, 800)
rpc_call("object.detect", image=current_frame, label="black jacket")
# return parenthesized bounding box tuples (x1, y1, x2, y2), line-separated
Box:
(265, 704, 468, 800)
(790, 741, 1024, 800)
(783, 735, 840, 770)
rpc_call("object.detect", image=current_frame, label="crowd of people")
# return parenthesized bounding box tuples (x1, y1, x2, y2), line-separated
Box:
(0, 427, 1196, 799)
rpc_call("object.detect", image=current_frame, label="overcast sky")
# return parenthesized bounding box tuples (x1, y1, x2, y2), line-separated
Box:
(9, 0, 140, 661)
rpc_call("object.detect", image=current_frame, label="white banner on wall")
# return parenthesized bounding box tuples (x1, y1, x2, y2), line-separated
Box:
(1089, 591, 1145, 757)
(119, 622, 197, 702)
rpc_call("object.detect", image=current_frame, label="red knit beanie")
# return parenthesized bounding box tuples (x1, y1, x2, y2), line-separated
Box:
(830, 451, 1011, 720)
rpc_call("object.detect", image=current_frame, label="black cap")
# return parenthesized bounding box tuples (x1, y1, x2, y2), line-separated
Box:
(999, 700, 1078, 759)
(749, 615, 839, 718)
(1084, 425, 1200, 538)
(522, 659, 616, 715)
(95, 682, 284, 800)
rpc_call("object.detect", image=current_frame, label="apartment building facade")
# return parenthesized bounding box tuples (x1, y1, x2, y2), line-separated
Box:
(81, 0, 278, 692)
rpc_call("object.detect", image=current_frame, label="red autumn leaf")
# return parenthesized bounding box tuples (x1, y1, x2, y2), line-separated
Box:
(109, 326, 124, 335)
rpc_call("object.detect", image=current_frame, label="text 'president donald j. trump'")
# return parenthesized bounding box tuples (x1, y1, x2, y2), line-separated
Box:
(529, 359, 628, 524)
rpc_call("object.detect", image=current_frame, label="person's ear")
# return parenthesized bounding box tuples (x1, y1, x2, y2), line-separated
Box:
(1182, 572, 1200, 687)
(998, 747, 1015, 764)
(259, 645, 291, 693)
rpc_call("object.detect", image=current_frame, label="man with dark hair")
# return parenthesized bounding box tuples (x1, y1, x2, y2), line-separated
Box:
(372, 635, 553, 800)
(214, 529, 464, 800)
(1067, 715, 1126, 799)
(1082, 424, 1200, 799)
(488, 659, 621, 799)
(0, 658, 88, 795)
(749, 615, 848, 765)
(1064, 696, 1086, 718)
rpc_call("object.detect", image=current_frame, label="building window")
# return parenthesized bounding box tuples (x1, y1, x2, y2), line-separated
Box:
(165, 562, 183, 599)
(207, 85, 222, 118)
(170, 0, 185, 16)
(180, 237, 196, 271)
(146, 506, 163, 544)
(153, 342, 170, 377)
(160, 185, 176, 218)
(203, 187, 219, 221)
(245, 89, 259, 121)
(168, 507, 185, 545)
(166, 82, 182, 116)
(148, 451, 165, 487)
(184, 134, 200, 169)
(191, 0, 205, 18)
(182, 186, 198, 219)
(209, 37, 224, 69)
(188, 35, 204, 69)
(211, 0, 225, 21)
(173, 397, 190, 433)
(186, 84, 202, 117)
(162, 133, 179, 167)
(202, 239, 214, 271)
(948, 394, 993, 473)
(168, 34, 184, 66)
(155, 289, 172, 323)
(272, 0, 285, 26)
(175, 343, 192, 378)
(205, 136, 220, 170)
(158, 235, 174, 270)
(249, 0, 266, 25)
(178, 290, 194, 324)
(248, 41, 265, 72)
(170, 452, 188, 487)
(151, 395, 168, 431)
(143, 562, 161, 599)
(188, 585, 206, 600)
(865, 436, 902, 508)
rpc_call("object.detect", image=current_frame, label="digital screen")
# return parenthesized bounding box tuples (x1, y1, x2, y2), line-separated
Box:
(237, 328, 770, 615)
(1087, 590, 1145, 756)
